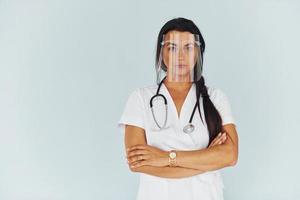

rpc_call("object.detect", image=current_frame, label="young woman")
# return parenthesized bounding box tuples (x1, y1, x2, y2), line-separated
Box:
(118, 17, 239, 200)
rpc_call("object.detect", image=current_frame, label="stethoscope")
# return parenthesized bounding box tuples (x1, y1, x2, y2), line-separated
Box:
(150, 76, 201, 134)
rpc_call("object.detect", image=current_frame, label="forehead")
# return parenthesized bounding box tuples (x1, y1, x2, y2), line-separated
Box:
(163, 31, 195, 43)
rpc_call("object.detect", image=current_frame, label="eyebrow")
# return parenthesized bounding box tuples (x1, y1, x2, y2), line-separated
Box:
(164, 41, 195, 46)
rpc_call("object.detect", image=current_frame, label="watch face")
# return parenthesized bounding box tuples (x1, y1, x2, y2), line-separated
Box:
(170, 152, 176, 159)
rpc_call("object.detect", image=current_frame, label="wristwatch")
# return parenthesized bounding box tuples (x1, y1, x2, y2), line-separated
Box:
(168, 150, 177, 167)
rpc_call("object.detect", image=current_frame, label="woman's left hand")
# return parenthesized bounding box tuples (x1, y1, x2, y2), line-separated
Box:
(126, 144, 169, 168)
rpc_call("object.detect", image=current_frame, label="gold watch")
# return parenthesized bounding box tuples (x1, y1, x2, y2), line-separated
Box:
(168, 150, 177, 167)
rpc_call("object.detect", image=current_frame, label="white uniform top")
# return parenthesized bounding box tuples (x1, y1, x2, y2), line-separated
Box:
(118, 83, 236, 200)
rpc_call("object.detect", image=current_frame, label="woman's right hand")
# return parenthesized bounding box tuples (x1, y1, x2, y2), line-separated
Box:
(208, 132, 227, 148)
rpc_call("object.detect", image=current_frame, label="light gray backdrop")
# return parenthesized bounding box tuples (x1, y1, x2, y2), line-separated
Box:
(0, 0, 299, 199)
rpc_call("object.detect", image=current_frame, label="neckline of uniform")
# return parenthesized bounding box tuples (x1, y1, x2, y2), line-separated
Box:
(161, 83, 195, 123)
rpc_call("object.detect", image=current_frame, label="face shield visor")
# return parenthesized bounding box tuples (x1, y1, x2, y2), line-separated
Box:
(156, 32, 203, 84)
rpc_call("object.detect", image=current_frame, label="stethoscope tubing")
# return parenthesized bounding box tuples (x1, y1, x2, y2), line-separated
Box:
(150, 76, 200, 133)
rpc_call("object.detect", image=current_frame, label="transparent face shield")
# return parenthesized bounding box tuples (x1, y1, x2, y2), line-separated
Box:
(156, 32, 203, 84)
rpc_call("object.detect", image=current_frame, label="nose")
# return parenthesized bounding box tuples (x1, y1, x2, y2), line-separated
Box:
(178, 48, 184, 60)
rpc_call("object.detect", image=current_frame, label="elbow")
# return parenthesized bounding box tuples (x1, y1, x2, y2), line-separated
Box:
(224, 145, 238, 167)
(128, 164, 141, 173)
(129, 165, 138, 172)
(229, 157, 238, 166)
(229, 152, 238, 166)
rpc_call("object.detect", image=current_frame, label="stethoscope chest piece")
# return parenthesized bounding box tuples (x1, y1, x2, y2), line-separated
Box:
(183, 123, 195, 134)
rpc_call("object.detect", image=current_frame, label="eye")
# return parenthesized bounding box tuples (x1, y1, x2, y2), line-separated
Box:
(186, 45, 194, 50)
(167, 46, 177, 52)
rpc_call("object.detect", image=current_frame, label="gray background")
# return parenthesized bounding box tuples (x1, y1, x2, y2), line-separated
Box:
(0, 0, 299, 199)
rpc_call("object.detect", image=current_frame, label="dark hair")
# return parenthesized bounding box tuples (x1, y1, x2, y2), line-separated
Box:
(155, 17, 223, 147)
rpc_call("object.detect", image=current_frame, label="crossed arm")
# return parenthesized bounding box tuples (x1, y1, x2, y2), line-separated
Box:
(124, 124, 239, 179)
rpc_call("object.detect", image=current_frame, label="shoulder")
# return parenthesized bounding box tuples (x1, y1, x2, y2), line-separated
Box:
(130, 84, 158, 99)
(137, 84, 158, 93)
(126, 84, 157, 105)
(206, 85, 230, 104)
(206, 85, 236, 126)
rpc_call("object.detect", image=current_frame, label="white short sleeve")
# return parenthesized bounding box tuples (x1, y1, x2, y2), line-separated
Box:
(117, 88, 146, 133)
(210, 88, 236, 126)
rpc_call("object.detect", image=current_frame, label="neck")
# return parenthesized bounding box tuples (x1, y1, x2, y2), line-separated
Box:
(163, 79, 193, 91)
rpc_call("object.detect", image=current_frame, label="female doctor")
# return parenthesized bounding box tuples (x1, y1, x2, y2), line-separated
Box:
(118, 17, 239, 200)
